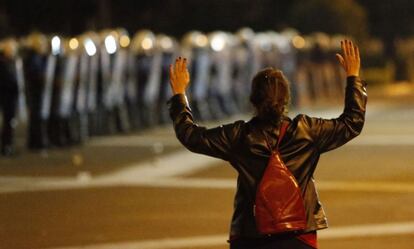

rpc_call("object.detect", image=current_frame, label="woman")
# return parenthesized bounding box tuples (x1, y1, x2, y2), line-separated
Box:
(168, 40, 366, 249)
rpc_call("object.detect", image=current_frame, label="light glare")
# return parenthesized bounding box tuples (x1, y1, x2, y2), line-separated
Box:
(69, 38, 79, 50)
(84, 38, 97, 56)
(51, 36, 61, 55)
(292, 35, 306, 49)
(195, 35, 208, 47)
(120, 35, 130, 48)
(142, 37, 153, 50)
(211, 36, 225, 52)
(105, 35, 117, 54)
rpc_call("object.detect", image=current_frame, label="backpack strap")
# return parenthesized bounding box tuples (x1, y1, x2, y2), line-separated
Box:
(276, 121, 289, 150)
(264, 120, 289, 152)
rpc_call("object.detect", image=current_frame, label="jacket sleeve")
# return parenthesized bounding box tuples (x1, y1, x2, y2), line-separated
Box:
(299, 76, 367, 153)
(168, 94, 243, 161)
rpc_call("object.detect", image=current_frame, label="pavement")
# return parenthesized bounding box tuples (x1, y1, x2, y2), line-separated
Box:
(1, 83, 414, 249)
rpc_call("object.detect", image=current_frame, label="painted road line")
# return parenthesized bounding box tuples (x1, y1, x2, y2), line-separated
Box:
(349, 134, 414, 146)
(133, 178, 414, 193)
(88, 134, 414, 147)
(320, 221, 414, 239)
(99, 150, 219, 180)
(3, 175, 414, 194)
(51, 221, 414, 249)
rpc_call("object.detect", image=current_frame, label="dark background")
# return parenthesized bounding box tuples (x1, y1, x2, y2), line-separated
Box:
(1, 0, 414, 37)
(0, 0, 414, 58)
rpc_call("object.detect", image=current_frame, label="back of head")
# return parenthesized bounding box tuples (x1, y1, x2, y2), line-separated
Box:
(249, 68, 290, 124)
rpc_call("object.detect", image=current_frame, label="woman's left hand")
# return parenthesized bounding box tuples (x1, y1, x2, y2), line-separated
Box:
(169, 57, 190, 95)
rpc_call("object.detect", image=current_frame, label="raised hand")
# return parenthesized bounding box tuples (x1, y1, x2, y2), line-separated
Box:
(336, 40, 360, 77)
(169, 57, 190, 95)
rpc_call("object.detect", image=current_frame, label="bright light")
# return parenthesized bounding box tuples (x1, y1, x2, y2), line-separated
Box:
(69, 38, 79, 50)
(195, 35, 208, 47)
(120, 35, 130, 48)
(211, 35, 226, 52)
(142, 37, 153, 50)
(274, 35, 290, 53)
(105, 35, 117, 54)
(84, 38, 97, 56)
(255, 34, 271, 52)
(51, 36, 61, 55)
(160, 37, 173, 50)
(292, 35, 306, 49)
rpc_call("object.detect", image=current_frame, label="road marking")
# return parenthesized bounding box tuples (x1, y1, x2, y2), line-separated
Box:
(349, 134, 414, 146)
(88, 135, 180, 147)
(88, 134, 414, 147)
(2, 129, 414, 194)
(320, 221, 414, 239)
(129, 178, 414, 193)
(0, 150, 220, 193)
(51, 221, 414, 249)
(2, 174, 414, 194)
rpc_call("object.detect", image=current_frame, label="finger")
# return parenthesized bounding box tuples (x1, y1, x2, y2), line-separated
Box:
(174, 58, 180, 75)
(336, 53, 345, 68)
(343, 40, 349, 58)
(170, 64, 177, 82)
(349, 40, 355, 57)
(177, 56, 183, 72)
(182, 58, 187, 72)
(355, 45, 360, 61)
(346, 40, 353, 58)
(341, 40, 347, 59)
(169, 64, 174, 78)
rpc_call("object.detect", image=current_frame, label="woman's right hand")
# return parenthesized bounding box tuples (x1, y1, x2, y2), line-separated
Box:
(336, 40, 360, 77)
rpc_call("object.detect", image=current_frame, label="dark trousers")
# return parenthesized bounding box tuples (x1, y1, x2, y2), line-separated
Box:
(230, 235, 313, 249)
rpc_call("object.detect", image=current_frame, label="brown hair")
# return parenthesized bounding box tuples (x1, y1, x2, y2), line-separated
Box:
(249, 68, 290, 123)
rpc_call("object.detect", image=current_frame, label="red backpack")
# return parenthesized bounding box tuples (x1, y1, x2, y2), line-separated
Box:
(254, 121, 307, 234)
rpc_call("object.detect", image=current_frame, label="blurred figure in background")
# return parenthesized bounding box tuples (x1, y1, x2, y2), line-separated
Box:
(23, 32, 49, 150)
(232, 28, 256, 112)
(73, 34, 93, 142)
(208, 31, 237, 118)
(182, 31, 212, 121)
(131, 30, 156, 128)
(0, 38, 19, 156)
(83, 32, 100, 136)
(140, 32, 163, 126)
(56, 36, 80, 146)
(47, 35, 66, 147)
(96, 29, 115, 134)
(156, 34, 177, 124)
(110, 28, 131, 133)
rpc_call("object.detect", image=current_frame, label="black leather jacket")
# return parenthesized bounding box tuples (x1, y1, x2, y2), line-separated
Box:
(168, 76, 367, 238)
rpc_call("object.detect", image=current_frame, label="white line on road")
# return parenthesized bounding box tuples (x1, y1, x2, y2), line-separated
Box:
(51, 221, 414, 249)
(349, 134, 414, 146)
(2, 130, 414, 194)
(88, 134, 414, 147)
(2, 175, 414, 194)
(126, 177, 414, 193)
(0, 149, 220, 193)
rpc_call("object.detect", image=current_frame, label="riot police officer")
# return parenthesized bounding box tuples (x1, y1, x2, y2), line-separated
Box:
(23, 32, 49, 150)
(0, 38, 19, 156)
(48, 35, 67, 146)
(181, 31, 212, 121)
(155, 34, 177, 124)
(131, 30, 156, 128)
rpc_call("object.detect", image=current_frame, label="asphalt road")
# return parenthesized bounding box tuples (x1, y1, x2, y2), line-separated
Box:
(1, 88, 414, 249)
